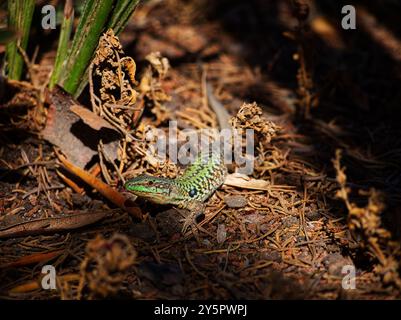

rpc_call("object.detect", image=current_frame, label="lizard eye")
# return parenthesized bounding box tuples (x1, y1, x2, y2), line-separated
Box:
(147, 181, 154, 186)
(188, 188, 197, 197)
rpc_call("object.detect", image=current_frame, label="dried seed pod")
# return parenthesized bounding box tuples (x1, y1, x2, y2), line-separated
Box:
(291, 0, 310, 22)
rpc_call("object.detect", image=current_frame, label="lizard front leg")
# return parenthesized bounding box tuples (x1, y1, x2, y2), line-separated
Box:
(179, 200, 206, 234)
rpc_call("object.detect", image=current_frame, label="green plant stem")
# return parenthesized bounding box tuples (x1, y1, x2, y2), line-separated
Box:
(59, 0, 140, 97)
(49, 0, 74, 89)
(108, 0, 140, 35)
(71, 0, 140, 98)
(60, 0, 114, 95)
(5, 0, 35, 80)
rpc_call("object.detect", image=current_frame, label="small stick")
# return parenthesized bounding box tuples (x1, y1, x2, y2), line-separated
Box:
(56, 169, 84, 194)
(0, 249, 64, 269)
(56, 151, 142, 220)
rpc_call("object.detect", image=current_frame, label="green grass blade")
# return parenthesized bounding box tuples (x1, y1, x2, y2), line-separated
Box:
(5, 0, 35, 80)
(73, 0, 140, 98)
(108, 0, 140, 35)
(49, 0, 74, 89)
(60, 0, 114, 95)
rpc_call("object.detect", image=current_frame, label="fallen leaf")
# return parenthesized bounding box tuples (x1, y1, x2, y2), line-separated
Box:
(0, 249, 64, 269)
(0, 210, 108, 238)
(70, 104, 115, 131)
(9, 274, 80, 294)
(42, 86, 121, 168)
(224, 173, 270, 190)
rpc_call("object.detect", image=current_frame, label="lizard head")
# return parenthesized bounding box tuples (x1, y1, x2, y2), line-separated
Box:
(124, 174, 177, 205)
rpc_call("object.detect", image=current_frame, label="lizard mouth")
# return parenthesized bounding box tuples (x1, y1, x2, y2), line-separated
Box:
(125, 184, 171, 200)
(139, 192, 171, 204)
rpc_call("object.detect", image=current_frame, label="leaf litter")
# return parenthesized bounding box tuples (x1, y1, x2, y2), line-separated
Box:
(1, 0, 401, 300)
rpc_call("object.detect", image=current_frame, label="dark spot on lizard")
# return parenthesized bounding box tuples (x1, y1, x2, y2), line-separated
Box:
(188, 188, 198, 197)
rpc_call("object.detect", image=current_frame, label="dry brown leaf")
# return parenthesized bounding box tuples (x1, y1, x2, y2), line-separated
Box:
(42, 86, 121, 168)
(0, 210, 108, 238)
(224, 173, 270, 190)
(70, 104, 116, 131)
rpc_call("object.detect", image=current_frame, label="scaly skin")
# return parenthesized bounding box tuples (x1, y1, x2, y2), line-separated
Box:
(124, 83, 230, 232)
(124, 148, 227, 232)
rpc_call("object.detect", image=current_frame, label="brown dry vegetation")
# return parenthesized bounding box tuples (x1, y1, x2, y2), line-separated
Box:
(1, 0, 401, 299)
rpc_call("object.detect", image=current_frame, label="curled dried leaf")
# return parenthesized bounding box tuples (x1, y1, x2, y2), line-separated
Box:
(230, 102, 280, 145)
(138, 52, 171, 125)
(79, 233, 137, 298)
(90, 29, 140, 131)
(145, 51, 170, 79)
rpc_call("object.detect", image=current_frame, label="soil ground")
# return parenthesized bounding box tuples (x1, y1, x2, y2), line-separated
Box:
(1, 0, 401, 299)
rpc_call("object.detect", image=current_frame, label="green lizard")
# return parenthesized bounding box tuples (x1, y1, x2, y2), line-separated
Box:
(124, 83, 231, 232)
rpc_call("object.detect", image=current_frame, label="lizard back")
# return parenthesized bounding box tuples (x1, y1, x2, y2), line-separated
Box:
(176, 147, 227, 203)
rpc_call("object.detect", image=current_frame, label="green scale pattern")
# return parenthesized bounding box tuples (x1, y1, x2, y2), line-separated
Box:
(125, 148, 227, 208)
(175, 148, 227, 202)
